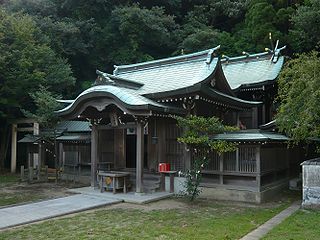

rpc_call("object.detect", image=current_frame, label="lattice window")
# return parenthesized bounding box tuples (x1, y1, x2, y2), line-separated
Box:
(223, 151, 237, 172)
(239, 147, 256, 173)
(196, 147, 257, 173)
(64, 151, 78, 165)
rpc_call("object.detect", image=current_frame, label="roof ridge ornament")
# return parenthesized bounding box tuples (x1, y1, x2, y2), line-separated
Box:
(272, 41, 286, 63)
(242, 51, 250, 58)
(268, 33, 286, 63)
(206, 45, 220, 64)
(95, 70, 115, 86)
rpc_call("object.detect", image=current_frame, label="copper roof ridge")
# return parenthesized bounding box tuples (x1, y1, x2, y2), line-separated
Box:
(114, 45, 220, 74)
(221, 52, 272, 64)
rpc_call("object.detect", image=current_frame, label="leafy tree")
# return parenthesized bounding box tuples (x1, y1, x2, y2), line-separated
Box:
(5, 0, 98, 92)
(276, 51, 320, 145)
(0, 10, 74, 169)
(241, 0, 283, 51)
(23, 86, 62, 129)
(183, 0, 247, 30)
(176, 115, 238, 200)
(103, 5, 179, 65)
(290, 0, 320, 52)
(180, 28, 237, 55)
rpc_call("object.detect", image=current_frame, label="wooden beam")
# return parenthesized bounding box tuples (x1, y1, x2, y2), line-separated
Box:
(11, 124, 17, 173)
(17, 127, 35, 132)
(97, 122, 136, 130)
(136, 121, 144, 193)
(12, 119, 36, 124)
(91, 124, 99, 187)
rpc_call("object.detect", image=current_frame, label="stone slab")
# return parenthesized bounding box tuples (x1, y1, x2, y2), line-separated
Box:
(68, 187, 173, 204)
(240, 201, 300, 240)
(0, 194, 121, 230)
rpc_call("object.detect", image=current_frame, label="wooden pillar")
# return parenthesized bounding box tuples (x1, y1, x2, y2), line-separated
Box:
(114, 129, 126, 169)
(236, 112, 240, 127)
(38, 143, 43, 168)
(256, 146, 261, 192)
(262, 104, 266, 124)
(219, 154, 224, 184)
(252, 107, 258, 128)
(236, 148, 239, 172)
(33, 122, 39, 135)
(91, 124, 98, 187)
(136, 121, 144, 193)
(11, 124, 17, 173)
(59, 143, 64, 168)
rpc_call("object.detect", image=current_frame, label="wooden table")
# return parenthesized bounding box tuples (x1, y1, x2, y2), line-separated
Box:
(160, 171, 177, 193)
(97, 171, 130, 194)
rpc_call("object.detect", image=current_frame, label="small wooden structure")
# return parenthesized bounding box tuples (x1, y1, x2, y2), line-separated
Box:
(55, 121, 91, 182)
(11, 119, 39, 173)
(97, 171, 130, 193)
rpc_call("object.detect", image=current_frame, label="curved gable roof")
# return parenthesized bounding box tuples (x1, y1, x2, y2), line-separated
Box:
(222, 52, 284, 91)
(56, 85, 186, 118)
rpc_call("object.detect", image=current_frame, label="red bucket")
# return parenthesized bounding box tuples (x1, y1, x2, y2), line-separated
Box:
(158, 163, 170, 172)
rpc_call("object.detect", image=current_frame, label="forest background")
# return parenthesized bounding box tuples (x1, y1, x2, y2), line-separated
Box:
(0, 0, 319, 168)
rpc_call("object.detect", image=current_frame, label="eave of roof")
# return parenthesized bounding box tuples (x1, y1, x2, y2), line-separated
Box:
(18, 134, 41, 143)
(201, 87, 262, 108)
(56, 134, 91, 142)
(56, 85, 186, 118)
(210, 130, 289, 142)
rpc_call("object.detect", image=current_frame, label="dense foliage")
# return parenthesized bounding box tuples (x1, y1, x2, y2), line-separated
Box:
(0, 9, 74, 168)
(0, 0, 319, 167)
(176, 115, 238, 200)
(2, 0, 315, 94)
(276, 52, 320, 145)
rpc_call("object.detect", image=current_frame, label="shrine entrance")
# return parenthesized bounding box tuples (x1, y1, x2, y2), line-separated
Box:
(126, 132, 148, 169)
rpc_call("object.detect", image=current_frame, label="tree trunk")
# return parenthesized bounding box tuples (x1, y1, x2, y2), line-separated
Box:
(0, 124, 10, 171)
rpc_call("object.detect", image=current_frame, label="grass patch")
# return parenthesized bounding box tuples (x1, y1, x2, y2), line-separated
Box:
(1, 200, 288, 240)
(0, 174, 70, 207)
(263, 209, 320, 240)
(0, 192, 43, 207)
(0, 174, 45, 207)
(0, 174, 19, 185)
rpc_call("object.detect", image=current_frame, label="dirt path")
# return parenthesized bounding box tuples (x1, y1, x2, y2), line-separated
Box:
(0, 181, 86, 207)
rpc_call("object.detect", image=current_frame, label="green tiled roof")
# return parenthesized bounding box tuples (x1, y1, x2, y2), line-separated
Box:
(18, 134, 41, 143)
(56, 121, 91, 132)
(222, 53, 284, 90)
(211, 130, 289, 142)
(57, 46, 284, 117)
(114, 47, 219, 95)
